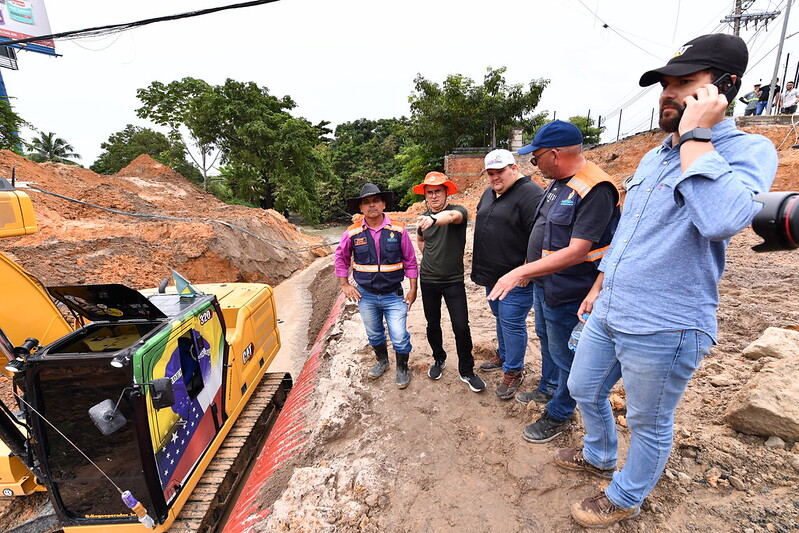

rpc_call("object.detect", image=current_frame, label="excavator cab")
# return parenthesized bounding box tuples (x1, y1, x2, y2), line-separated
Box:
(15, 283, 232, 527)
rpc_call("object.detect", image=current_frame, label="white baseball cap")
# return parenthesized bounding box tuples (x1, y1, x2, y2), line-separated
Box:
(483, 149, 516, 171)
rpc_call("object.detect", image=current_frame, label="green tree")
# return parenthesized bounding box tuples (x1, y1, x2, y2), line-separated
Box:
(90, 124, 201, 181)
(27, 131, 81, 164)
(567, 115, 604, 145)
(190, 79, 335, 222)
(136, 78, 219, 189)
(398, 67, 549, 205)
(0, 100, 25, 154)
(329, 117, 408, 215)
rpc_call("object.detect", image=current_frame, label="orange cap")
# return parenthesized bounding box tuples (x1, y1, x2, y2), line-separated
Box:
(412, 171, 458, 195)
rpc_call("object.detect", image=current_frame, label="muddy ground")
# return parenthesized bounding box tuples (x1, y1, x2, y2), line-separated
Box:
(258, 226, 799, 533)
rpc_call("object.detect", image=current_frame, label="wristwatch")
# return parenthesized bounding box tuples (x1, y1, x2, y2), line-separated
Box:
(677, 127, 712, 149)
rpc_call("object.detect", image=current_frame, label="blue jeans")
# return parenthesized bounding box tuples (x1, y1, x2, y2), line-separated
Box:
(532, 284, 579, 419)
(756, 100, 768, 115)
(532, 284, 560, 396)
(485, 284, 534, 373)
(568, 316, 712, 509)
(357, 287, 412, 354)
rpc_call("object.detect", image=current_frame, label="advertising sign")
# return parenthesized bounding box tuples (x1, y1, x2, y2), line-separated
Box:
(0, 0, 55, 55)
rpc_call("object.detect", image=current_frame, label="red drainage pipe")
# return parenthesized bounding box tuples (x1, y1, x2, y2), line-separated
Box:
(222, 293, 346, 533)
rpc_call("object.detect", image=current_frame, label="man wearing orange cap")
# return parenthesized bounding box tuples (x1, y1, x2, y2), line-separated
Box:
(414, 172, 485, 392)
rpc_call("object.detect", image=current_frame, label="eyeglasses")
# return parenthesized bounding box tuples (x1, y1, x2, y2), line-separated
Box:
(425, 189, 446, 196)
(531, 148, 556, 166)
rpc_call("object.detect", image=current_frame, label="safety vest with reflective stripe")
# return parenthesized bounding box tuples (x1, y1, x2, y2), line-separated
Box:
(537, 160, 621, 307)
(348, 221, 406, 294)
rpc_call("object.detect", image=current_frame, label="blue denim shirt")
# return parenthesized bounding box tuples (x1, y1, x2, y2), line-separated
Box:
(593, 118, 777, 341)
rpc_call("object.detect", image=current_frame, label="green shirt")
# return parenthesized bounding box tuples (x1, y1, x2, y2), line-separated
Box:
(419, 204, 468, 283)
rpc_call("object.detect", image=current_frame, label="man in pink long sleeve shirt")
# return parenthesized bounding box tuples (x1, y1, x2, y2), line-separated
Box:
(334, 183, 418, 388)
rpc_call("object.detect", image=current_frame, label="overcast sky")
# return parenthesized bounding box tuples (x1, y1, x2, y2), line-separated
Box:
(3, 0, 796, 166)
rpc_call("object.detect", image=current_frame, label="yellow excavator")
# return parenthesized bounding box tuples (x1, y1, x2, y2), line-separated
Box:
(0, 176, 290, 531)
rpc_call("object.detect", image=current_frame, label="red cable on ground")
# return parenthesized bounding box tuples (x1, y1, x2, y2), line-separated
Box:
(222, 292, 346, 532)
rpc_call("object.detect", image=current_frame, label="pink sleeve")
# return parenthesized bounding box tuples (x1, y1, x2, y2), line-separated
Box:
(334, 230, 353, 278)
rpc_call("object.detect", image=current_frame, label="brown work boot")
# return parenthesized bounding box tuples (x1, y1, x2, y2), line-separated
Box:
(495, 370, 524, 400)
(554, 448, 615, 479)
(479, 352, 504, 372)
(570, 492, 639, 528)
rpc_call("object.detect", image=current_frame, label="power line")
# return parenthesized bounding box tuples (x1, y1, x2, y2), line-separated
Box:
(0, 0, 280, 48)
(574, 0, 664, 60)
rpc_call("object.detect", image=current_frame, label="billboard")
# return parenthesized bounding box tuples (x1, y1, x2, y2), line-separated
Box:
(0, 0, 54, 55)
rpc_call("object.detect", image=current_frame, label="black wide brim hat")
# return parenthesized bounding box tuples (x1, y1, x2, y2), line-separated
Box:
(346, 183, 393, 214)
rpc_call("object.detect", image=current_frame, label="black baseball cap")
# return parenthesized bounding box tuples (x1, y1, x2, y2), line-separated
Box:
(639, 33, 748, 87)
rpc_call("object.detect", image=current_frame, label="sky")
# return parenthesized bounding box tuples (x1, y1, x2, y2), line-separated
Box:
(2, 0, 797, 167)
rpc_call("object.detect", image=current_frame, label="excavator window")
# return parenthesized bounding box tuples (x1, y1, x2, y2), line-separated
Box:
(178, 335, 204, 400)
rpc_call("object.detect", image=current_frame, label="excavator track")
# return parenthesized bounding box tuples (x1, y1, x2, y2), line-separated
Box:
(169, 372, 292, 533)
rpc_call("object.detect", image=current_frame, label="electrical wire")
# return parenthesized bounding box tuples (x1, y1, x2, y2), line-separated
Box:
(0, 0, 280, 47)
(574, 0, 664, 60)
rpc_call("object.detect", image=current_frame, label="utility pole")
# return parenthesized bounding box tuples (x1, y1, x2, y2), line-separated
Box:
(766, 0, 793, 115)
(721, 1, 778, 35)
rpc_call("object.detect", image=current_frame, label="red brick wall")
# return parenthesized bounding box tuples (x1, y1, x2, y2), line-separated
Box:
(444, 153, 487, 193)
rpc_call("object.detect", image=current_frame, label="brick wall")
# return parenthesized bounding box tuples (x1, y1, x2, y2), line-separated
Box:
(444, 153, 487, 192)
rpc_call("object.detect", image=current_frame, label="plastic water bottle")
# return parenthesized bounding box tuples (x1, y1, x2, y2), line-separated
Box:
(567, 313, 591, 352)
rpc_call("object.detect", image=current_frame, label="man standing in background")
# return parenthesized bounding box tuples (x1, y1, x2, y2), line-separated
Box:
(779, 80, 798, 114)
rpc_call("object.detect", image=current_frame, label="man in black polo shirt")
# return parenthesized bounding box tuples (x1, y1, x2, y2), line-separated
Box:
(472, 149, 544, 400)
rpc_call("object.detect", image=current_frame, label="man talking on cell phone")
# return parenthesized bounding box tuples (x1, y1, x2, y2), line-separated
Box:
(556, 34, 778, 528)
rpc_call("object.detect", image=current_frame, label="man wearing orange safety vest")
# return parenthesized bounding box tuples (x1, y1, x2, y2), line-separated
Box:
(488, 120, 620, 442)
(335, 183, 418, 388)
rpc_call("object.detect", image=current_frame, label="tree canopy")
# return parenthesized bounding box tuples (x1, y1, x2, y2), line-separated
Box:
(567, 115, 604, 145)
(393, 67, 549, 206)
(128, 68, 551, 220)
(90, 124, 201, 180)
(329, 117, 408, 214)
(28, 132, 81, 164)
(0, 100, 24, 154)
(136, 78, 218, 189)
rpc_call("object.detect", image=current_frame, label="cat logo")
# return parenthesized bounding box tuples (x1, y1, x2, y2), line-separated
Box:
(242, 343, 254, 365)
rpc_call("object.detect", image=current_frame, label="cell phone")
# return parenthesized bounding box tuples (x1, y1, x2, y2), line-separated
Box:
(712, 73, 735, 102)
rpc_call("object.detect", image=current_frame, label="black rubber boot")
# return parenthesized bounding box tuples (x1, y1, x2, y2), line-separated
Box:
(396, 352, 410, 389)
(368, 343, 390, 379)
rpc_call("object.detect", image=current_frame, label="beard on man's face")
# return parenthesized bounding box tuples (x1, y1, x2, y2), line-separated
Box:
(659, 99, 684, 133)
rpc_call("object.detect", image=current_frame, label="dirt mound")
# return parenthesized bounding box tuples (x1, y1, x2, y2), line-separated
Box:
(0, 152, 329, 289)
